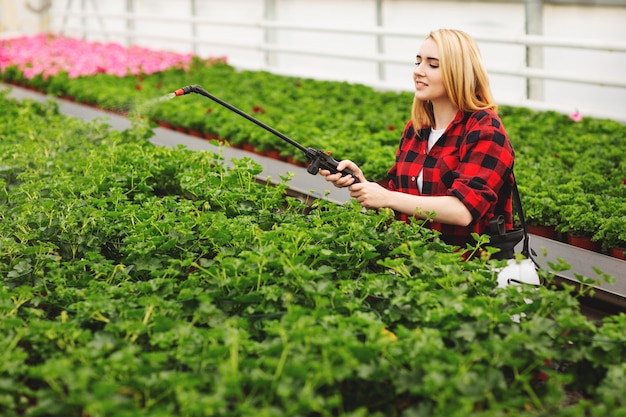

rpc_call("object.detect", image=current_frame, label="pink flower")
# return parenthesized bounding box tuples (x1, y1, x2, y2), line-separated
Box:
(569, 110, 583, 122)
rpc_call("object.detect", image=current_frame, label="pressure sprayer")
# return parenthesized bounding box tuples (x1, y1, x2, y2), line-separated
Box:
(171, 84, 359, 183)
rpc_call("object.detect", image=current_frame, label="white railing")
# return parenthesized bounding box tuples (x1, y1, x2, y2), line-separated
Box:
(54, 22, 626, 90)
(44, 3, 626, 123)
(55, 11, 626, 52)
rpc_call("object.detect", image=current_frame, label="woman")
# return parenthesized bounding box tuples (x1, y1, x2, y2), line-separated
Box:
(319, 29, 515, 250)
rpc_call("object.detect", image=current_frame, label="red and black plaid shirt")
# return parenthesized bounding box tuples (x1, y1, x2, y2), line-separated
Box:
(386, 109, 515, 249)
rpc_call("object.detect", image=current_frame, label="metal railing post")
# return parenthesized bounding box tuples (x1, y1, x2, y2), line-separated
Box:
(190, 0, 198, 54)
(88, 0, 108, 40)
(376, 0, 385, 82)
(525, 0, 544, 101)
(80, 0, 86, 39)
(60, 0, 73, 35)
(264, 0, 277, 68)
(126, 0, 134, 46)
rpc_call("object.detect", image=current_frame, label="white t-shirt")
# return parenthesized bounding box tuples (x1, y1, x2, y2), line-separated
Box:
(417, 127, 446, 193)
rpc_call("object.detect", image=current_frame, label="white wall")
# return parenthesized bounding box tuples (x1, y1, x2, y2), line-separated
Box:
(542, 4, 626, 115)
(3, 0, 626, 122)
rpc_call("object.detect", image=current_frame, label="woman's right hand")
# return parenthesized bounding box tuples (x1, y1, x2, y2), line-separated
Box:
(318, 160, 366, 188)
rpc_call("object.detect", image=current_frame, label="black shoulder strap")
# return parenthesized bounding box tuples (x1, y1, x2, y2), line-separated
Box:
(511, 172, 530, 258)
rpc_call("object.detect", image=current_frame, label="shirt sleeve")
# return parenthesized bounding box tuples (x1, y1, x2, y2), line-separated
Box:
(447, 110, 515, 223)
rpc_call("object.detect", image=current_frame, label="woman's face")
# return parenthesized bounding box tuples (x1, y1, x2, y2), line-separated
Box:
(413, 38, 448, 104)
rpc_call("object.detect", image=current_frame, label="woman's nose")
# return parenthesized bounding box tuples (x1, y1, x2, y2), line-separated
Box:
(414, 62, 424, 76)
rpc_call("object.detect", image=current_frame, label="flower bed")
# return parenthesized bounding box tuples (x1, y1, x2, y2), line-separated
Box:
(0, 33, 196, 78)
(1, 33, 625, 253)
(1, 89, 625, 417)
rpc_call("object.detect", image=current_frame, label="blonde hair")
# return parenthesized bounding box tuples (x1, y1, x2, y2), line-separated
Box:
(411, 29, 497, 131)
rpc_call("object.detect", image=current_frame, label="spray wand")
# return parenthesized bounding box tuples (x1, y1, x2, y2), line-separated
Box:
(172, 84, 358, 182)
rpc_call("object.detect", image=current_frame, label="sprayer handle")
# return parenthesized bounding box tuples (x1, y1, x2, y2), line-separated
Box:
(305, 148, 359, 183)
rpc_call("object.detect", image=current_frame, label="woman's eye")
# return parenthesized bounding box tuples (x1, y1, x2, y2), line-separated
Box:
(415, 61, 438, 68)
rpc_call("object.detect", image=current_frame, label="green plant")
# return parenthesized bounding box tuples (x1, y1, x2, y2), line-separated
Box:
(2, 90, 626, 417)
(593, 196, 626, 250)
(557, 193, 603, 237)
